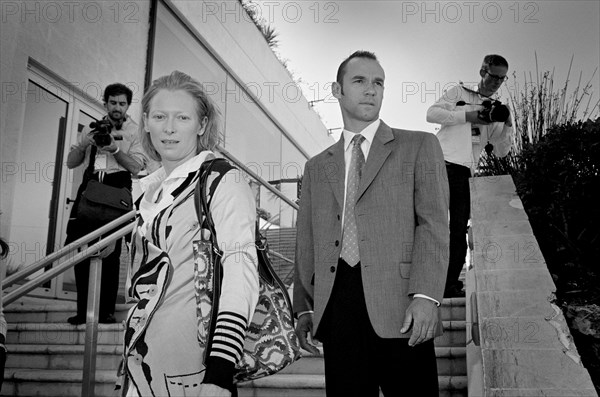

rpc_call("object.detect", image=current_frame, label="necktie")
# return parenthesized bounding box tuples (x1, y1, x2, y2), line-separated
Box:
(340, 134, 366, 266)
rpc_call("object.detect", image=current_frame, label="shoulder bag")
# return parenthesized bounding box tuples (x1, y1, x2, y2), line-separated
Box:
(192, 158, 300, 383)
(76, 145, 133, 229)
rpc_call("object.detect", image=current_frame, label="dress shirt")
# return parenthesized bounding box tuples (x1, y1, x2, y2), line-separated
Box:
(427, 83, 513, 171)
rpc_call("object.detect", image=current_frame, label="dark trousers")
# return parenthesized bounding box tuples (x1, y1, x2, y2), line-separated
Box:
(65, 171, 131, 319)
(65, 233, 122, 319)
(445, 162, 472, 289)
(317, 260, 439, 397)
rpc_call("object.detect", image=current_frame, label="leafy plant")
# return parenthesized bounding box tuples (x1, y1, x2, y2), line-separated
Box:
(240, 0, 279, 49)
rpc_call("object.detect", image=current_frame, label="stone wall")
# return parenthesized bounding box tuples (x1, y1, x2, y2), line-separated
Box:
(466, 175, 597, 396)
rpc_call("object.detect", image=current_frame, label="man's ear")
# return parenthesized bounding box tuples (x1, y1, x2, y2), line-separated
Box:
(479, 68, 487, 79)
(332, 81, 343, 99)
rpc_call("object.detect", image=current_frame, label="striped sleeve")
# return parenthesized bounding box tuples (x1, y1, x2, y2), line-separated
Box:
(209, 311, 248, 363)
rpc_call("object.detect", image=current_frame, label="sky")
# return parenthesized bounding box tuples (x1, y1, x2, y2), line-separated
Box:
(254, 0, 600, 140)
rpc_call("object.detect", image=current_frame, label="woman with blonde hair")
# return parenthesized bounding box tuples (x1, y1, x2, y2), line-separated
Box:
(120, 71, 259, 397)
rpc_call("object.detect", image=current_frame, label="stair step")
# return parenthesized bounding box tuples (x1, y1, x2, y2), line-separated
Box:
(4, 301, 132, 324)
(1, 369, 119, 397)
(5, 323, 124, 346)
(282, 347, 466, 376)
(1, 371, 467, 397)
(435, 321, 466, 347)
(237, 374, 468, 396)
(5, 344, 123, 371)
(5, 298, 466, 323)
(441, 297, 466, 321)
(5, 320, 465, 348)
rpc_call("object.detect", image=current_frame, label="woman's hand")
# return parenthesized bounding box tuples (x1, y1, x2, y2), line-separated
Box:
(198, 383, 231, 397)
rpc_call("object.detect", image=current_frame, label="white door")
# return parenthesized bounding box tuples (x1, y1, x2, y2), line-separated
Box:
(58, 104, 104, 298)
(6, 68, 103, 300)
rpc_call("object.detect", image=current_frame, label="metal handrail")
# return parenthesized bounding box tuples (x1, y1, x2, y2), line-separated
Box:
(2, 211, 135, 397)
(2, 211, 136, 292)
(267, 249, 294, 265)
(217, 145, 300, 211)
(3, 217, 135, 306)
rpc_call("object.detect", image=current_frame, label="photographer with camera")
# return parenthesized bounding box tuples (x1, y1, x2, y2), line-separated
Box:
(427, 54, 514, 298)
(65, 83, 147, 325)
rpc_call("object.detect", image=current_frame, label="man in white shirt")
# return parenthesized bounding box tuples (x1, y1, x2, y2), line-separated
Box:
(65, 83, 147, 325)
(427, 54, 514, 297)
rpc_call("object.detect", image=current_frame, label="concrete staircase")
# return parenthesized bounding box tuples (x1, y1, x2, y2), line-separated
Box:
(1, 297, 467, 397)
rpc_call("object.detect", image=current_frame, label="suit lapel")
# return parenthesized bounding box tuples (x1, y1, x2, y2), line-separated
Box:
(357, 122, 394, 201)
(326, 137, 346, 209)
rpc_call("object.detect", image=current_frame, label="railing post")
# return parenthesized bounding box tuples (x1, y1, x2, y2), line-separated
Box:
(82, 254, 102, 397)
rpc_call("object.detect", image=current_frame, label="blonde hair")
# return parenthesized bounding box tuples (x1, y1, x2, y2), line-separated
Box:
(140, 70, 221, 162)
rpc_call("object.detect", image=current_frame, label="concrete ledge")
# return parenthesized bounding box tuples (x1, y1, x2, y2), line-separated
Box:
(467, 175, 597, 396)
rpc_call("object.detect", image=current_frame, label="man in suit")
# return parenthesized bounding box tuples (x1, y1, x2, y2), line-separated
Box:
(294, 51, 449, 396)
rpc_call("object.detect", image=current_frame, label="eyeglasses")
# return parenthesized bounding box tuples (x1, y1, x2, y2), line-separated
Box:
(484, 70, 508, 82)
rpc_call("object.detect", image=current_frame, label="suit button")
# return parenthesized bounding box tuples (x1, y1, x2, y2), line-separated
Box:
(337, 214, 341, 220)
(335, 240, 339, 246)
(330, 266, 336, 273)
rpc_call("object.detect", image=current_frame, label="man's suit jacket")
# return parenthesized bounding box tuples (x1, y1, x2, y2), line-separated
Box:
(294, 121, 450, 338)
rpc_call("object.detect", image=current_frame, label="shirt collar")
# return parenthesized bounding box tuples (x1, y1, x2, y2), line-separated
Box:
(343, 119, 380, 151)
(460, 81, 498, 100)
(139, 150, 214, 193)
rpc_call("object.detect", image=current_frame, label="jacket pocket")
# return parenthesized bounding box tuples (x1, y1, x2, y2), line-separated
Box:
(399, 262, 411, 279)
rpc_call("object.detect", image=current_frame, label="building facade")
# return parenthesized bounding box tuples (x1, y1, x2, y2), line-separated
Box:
(0, 0, 332, 299)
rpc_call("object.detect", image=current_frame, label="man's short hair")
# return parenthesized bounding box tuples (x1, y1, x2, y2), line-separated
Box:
(336, 50, 378, 85)
(103, 83, 133, 105)
(481, 54, 509, 72)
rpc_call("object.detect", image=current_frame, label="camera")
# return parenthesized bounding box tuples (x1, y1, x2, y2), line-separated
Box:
(89, 119, 122, 147)
(478, 100, 510, 123)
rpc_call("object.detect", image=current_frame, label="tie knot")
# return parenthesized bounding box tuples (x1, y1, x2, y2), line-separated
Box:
(352, 134, 365, 147)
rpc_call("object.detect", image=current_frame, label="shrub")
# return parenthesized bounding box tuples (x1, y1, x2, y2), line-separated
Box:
(513, 119, 600, 292)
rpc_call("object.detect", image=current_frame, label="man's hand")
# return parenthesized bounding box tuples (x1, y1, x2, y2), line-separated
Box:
(198, 383, 231, 397)
(83, 131, 96, 148)
(295, 313, 320, 355)
(99, 134, 119, 154)
(466, 110, 491, 125)
(400, 297, 439, 347)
